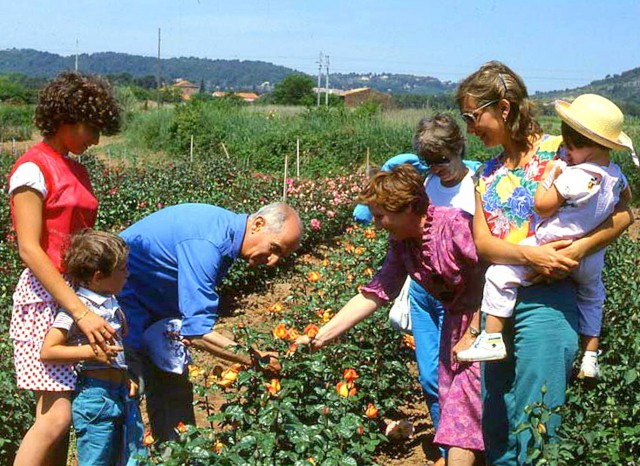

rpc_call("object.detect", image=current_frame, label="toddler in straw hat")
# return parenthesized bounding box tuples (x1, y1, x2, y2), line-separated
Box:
(458, 94, 636, 379)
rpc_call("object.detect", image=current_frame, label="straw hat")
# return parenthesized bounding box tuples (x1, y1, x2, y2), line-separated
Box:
(554, 94, 634, 152)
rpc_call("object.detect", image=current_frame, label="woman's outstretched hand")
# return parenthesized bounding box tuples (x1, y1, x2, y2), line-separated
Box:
(295, 334, 326, 351)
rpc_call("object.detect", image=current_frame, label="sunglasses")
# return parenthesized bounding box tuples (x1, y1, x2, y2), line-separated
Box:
(460, 99, 499, 125)
(425, 156, 451, 167)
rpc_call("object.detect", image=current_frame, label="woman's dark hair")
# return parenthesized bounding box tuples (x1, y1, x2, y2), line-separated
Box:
(561, 122, 608, 150)
(35, 71, 121, 137)
(455, 61, 542, 152)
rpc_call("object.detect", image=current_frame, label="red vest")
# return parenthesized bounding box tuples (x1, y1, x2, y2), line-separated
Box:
(9, 142, 98, 271)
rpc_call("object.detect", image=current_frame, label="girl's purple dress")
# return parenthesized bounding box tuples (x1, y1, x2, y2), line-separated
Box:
(361, 204, 485, 451)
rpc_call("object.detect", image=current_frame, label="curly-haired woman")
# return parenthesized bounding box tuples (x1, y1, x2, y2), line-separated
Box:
(9, 71, 120, 465)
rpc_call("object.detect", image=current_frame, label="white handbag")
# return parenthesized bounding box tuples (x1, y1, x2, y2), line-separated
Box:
(388, 276, 412, 334)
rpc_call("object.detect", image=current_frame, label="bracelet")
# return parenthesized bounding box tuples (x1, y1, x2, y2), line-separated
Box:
(468, 325, 480, 337)
(75, 309, 90, 323)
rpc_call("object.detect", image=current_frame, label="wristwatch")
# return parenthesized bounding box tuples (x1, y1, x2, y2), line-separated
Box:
(468, 325, 480, 337)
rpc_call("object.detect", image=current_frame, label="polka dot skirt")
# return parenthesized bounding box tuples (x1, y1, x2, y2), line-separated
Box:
(10, 269, 76, 391)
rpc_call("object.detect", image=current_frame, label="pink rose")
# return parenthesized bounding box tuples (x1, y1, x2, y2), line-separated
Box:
(310, 219, 321, 231)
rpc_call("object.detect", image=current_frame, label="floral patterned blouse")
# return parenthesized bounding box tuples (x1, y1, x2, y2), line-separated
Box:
(476, 135, 563, 244)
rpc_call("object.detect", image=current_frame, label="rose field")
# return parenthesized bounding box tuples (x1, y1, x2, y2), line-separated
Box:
(0, 99, 639, 465)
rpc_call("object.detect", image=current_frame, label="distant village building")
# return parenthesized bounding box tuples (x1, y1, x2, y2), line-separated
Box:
(171, 79, 199, 100)
(340, 87, 394, 109)
(212, 91, 260, 103)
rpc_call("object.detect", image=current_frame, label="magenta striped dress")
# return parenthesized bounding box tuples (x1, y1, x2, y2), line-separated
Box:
(361, 204, 486, 451)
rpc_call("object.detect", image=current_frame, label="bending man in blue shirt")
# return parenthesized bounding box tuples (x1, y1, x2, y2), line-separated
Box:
(118, 202, 302, 442)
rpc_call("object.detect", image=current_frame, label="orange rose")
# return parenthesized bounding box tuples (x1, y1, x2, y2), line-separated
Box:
(304, 324, 319, 339)
(320, 310, 332, 323)
(365, 403, 379, 419)
(286, 328, 300, 341)
(336, 381, 357, 397)
(286, 343, 298, 357)
(217, 365, 241, 387)
(265, 378, 281, 396)
(272, 323, 289, 339)
(364, 267, 374, 277)
(354, 246, 365, 256)
(343, 368, 359, 382)
(364, 228, 376, 239)
(214, 439, 224, 454)
(357, 426, 364, 435)
(403, 335, 416, 351)
(188, 364, 204, 378)
(268, 303, 283, 313)
(307, 271, 321, 282)
(175, 421, 188, 433)
(142, 431, 155, 446)
(322, 258, 330, 267)
(307, 458, 317, 465)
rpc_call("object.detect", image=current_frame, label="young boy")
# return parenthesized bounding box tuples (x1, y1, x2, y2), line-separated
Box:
(457, 94, 636, 379)
(41, 229, 146, 465)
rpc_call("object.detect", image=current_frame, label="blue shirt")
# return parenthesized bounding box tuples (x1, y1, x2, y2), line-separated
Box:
(118, 204, 248, 351)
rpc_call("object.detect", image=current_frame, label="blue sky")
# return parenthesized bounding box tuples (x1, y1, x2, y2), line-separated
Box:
(1, 0, 638, 92)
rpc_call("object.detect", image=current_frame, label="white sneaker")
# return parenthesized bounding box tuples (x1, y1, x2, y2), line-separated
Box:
(456, 331, 507, 362)
(578, 351, 600, 379)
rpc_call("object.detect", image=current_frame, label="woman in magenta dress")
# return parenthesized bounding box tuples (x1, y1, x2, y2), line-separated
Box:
(297, 164, 485, 465)
(9, 72, 120, 465)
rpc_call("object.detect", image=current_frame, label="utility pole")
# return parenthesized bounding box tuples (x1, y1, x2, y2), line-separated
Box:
(324, 55, 330, 106)
(75, 39, 79, 71)
(156, 28, 162, 108)
(316, 52, 323, 107)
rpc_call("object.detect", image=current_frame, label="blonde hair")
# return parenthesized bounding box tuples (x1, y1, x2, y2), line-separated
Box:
(456, 61, 542, 152)
(63, 229, 129, 285)
(357, 164, 427, 214)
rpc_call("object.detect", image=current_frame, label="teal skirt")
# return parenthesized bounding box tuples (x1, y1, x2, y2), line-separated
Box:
(482, 279, 579, 466)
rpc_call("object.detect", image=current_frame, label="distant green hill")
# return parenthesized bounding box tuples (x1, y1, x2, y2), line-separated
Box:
(0, 48, 456, 95)
(533, 67, 640, 116)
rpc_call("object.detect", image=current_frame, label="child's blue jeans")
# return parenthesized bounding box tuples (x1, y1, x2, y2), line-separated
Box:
(72, 375, 146, 466)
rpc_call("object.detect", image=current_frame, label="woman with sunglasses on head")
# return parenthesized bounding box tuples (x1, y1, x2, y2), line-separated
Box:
(455, 61, 633, 465)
